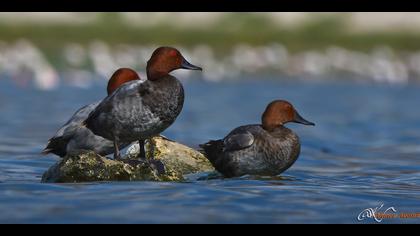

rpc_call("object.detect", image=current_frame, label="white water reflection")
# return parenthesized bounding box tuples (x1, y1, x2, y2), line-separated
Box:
(1, 40, 420, 90)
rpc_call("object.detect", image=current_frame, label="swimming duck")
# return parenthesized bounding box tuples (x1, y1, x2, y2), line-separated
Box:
(199, 100, 314, 177)
(83, 47, 202, 169)
(42, 68, 140, 157)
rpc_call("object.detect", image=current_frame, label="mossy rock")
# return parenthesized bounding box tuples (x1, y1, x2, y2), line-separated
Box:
(42, 136, 215, 183)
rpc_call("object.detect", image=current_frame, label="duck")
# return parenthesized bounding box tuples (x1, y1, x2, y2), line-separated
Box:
(83, 47, 202, 171)
(199, 100, 314, 178)
(42, 68, 141, 157)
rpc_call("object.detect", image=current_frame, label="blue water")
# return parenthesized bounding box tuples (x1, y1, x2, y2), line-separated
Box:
(1, 76, 420, 223)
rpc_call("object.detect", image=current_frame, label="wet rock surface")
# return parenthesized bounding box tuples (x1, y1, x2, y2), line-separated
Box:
(42, 136, 215, 183)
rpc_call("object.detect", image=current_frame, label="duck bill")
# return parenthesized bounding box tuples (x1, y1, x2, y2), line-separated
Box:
(181, 58, 202, 71)
(293, 112, 315, 126)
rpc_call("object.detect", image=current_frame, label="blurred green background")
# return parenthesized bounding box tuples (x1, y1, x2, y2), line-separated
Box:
(3, 13, 420, 52)
(1, 12, 420, 89)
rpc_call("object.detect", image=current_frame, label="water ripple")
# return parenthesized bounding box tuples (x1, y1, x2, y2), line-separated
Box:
(1, 78, 420, 223)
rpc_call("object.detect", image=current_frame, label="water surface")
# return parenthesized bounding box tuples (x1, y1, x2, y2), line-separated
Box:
(0, 76, 419, 223)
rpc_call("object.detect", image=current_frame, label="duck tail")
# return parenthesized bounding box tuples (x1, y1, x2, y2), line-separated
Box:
(41, 148, 52, 155)
(199, 139, 224, 165)
(41, 138, 67, 157)
(41, 140, 53, 155)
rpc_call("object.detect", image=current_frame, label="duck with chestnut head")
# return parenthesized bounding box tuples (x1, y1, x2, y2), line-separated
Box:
(84, 47, 202, 172)
(199, 100, 314, 178)
(42, 68, 140, 157)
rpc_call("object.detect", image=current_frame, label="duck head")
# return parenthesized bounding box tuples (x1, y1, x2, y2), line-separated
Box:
(261, 100, 315, 131)
(146, 47, 202, 81)
(107, 68, 141, 95)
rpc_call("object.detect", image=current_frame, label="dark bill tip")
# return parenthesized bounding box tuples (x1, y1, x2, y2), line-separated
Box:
(294, 112, 315, 126)
(181, 58, 202, 71)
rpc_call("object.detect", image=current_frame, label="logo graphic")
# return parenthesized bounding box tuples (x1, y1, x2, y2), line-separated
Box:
(358, 203, 397, 223)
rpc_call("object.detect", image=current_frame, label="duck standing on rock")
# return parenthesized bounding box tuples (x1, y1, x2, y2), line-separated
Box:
(83, 47, 202, 172)
(200, 100, 314, 178)
(42, 68, 141, 157)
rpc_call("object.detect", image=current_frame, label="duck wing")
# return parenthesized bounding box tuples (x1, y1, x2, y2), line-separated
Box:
(57, 102, 100, 135)
(83, 80, 146, 132)
(42, 101, 100, 156)
(223, 131, 255, 152)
